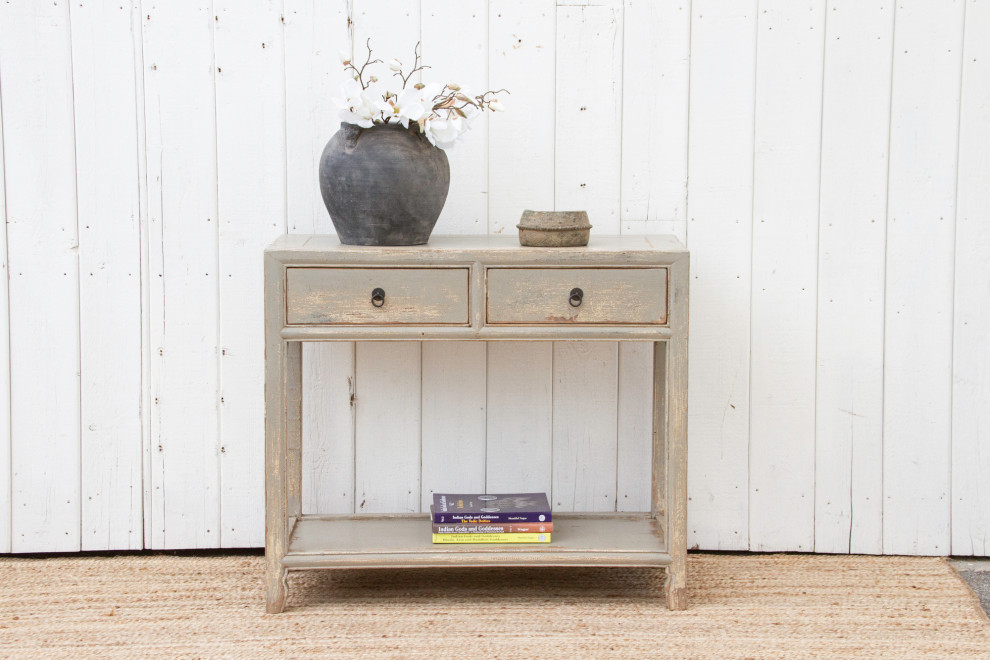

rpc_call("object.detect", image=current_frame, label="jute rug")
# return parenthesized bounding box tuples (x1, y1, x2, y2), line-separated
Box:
(0, 553, 987, 659)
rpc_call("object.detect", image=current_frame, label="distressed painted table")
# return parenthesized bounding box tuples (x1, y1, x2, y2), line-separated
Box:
(264, 234, 689, 612)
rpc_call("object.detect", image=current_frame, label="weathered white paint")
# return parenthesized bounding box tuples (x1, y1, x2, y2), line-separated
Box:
(421, 342, 487, 508)
(620, 0, 690, 243)
(552, 342, 618, 512)
(951, 0, 990, 558)
(354, 341, 421, 513)
(0, 0, 82, 552)
(486, 342, 553, 496)
(882, 0, 963, 556)
(684, 0, 757, 552)
(748, 0, 825, 553)
(0, 63, 10, 554)
(142, 2, 222, 549)
(70, 0, 144, 551)
(488, 0, 555, 234)
(814, 0, 892, 556)
(615, 343, 653, 512)
(215, 0, 287, 548)
(1, 0, 989, 556)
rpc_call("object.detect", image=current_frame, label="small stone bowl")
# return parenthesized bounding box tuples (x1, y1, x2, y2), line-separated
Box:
(517, 210, 592, 247)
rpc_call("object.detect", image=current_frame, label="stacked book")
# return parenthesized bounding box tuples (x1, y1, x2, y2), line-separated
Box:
(431, 493, 552, 544)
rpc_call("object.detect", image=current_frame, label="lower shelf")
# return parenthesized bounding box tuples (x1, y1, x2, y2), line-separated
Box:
(282, 512, 668, 570)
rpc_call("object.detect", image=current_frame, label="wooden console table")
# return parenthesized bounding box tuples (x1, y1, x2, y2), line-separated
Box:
(264, 234, 688, 612)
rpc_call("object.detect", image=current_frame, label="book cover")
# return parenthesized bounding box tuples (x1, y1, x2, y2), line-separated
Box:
(432, 521, 554, 534)
(431, 493, 552, 524)
(432, 532, 551, 544)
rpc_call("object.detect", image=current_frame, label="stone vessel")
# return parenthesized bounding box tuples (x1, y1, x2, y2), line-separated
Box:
(319, 122, 450, 245)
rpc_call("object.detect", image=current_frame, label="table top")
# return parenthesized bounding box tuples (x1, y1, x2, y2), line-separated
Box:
(265, 234, 688, 266)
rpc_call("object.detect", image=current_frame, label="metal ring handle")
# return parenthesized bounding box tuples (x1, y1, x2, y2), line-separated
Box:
(371, 288, 385, 307)
(569, 287, 584, 307)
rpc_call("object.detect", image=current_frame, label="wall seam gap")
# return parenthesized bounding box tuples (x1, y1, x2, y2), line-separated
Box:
(747, 0, 761, 552)
(210, 0, 222, 549)
(880, 0, 898, 555)
(0, 37, 12, 554)
(683, 0, 693, 245)
(66, 0, 84, 553)
(813, 0, 829, 556)
(947, 0, 969, 556)
(132, 0, 152, 552)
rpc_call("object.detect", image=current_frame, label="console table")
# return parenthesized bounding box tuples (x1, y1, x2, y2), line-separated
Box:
(264, 234, 688, 612)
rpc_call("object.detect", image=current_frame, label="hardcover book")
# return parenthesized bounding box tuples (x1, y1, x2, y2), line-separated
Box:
(432, 532, 551, 544)
(432, 520, 554, 534)
(431, 493, 551, 524)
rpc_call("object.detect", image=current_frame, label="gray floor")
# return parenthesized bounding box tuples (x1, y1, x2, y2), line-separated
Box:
(949, 558, 990, 617)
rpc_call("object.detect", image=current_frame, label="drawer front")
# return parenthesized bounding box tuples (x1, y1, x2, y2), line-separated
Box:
(486, 267, 667, 325)
(286, 267, 469, 325)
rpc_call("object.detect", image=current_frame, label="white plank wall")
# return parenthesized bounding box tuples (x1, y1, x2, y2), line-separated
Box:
(215, 0, 286, 548)
(142, 2, 222, 549)
(748, 0, 825, 553)
(952, 0, 990, 557)
(684, 1, 757, 552)
(882, 0, 964, 556)
(0, 0, 82, 552)
(69, 0, 144, 551)
(1, 0, 989, 556)
(814, 0, 892, 555)
(0, 71, 10, 554)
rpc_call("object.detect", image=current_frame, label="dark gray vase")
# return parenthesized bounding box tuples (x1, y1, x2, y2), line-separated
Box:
(319, 122, 450, 245)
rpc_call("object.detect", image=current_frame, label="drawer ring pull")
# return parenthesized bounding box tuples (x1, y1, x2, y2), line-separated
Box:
(371, 288, 386, 307)
(569, 287, 584, 307)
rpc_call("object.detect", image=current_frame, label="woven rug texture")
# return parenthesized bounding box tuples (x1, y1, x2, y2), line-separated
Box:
(0, 553, 987, 659)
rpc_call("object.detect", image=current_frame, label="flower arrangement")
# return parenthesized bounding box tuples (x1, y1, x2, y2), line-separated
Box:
(334, 40, 506, 150)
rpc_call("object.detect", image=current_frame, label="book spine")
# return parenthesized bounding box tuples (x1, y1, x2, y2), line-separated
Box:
(431, 513, 552, 524)
(432, 522, 554, 534)
(432, 533, 551, 544)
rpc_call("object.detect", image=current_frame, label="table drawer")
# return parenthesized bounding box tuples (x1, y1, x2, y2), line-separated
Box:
(286, 267, 469, 325)
(486, 267, 667, 325)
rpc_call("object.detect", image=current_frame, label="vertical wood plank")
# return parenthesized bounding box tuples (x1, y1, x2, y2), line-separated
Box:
(882, 0, 964, 556)
(814, 0, 892, 555)
(214, 0, 286, 548)
(951, 0, 990, 557)
(69, 0, 144, 550)
(555, 0, 622, 234)
(0, 68, 10, 553)
(421, 342, 486, 508)
(748, 0, 826, 553)
(0, 0, 81, 552)
(616, 342, 652, 512)
(422, 0, 489, 235)
(552, 342, 618, 512)
(143, 1, 221, 549)
(488, 0, 555, 235)
(354, 342, 421, 513)
(282, 0, 357, 517)
(685, 0, 757, 552)
(620, 0, 690, 243)
(486, 342, 553, 496)
(301, 343, 355, 514)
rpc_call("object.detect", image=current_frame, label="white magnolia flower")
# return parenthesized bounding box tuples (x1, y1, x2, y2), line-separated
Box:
(338, 50, 351, 65)
(488, 98, 505, 112)
(424, 115, 466, 150)
(388, 58, 403, 72)
(376, 92, 426, 129)
(333, 78, 377, 128)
